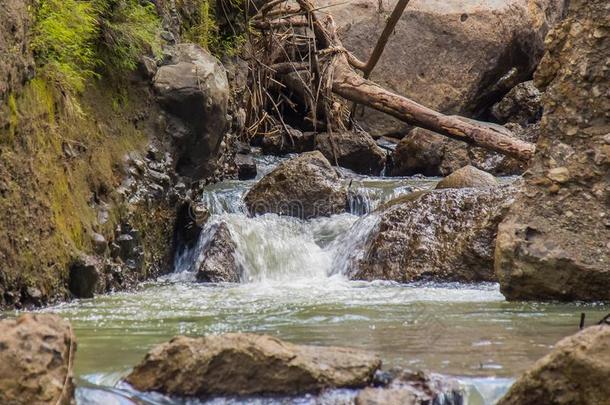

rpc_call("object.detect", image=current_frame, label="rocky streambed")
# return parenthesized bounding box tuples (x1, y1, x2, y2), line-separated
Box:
(5, 152, 601, 404)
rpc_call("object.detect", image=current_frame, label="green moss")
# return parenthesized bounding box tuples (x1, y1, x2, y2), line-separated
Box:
(95, 0, 162, 73)
(31, 0, 161, 94)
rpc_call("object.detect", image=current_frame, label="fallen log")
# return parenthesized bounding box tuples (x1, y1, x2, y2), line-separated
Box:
(332, 61, 536, 160)
(249, 0, 537, 161)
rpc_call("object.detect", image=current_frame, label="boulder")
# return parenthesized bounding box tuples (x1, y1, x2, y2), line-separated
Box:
(315, 131, 387, 175)
(498, 326, 610, 405)
(125, 333, 381, 397)
(390, 128, 446, 176)
(495, 0, 610, 301)
(68, 254, 101, 298)
(491, 81, 542, 125)
(390, 124, 539, 177)
(0, 314, 75, 405)
(196, 222, 242, 283)
(261, 127, 315, 155)
(317, 0, 565, 137)
(351, 186, 515, 282)
(356, 370, 463, 405)
(153, 43, 229, 180)
(235, 153, 257, 180)
(435, 165, 497, 190)
(244, 151, 348, 219)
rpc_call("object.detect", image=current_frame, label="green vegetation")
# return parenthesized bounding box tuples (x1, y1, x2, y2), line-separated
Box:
(96, 0, 162, 72)
(179, 0, 246, 56)
(31, 0, 161, 94)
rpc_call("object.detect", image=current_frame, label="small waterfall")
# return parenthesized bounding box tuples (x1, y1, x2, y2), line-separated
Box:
(171, 155, 429, 284)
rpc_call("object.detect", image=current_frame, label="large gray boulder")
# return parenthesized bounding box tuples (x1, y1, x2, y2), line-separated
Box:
(351, 186, 515, 282)
(315, 131, 386, 175)
(318, 0, 565, 137)
(244, 151, 348, 219)
(153, 43, 229, 180)
(125, 333, 381, 397)
(499, 326, 610, 405)
(0, 314, 75, 405)
(495, 0, 610, 301)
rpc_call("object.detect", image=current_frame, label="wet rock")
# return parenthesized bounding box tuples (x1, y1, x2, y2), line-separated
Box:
(0, 314, 75, 405)
(91, 232, 107, 255)
(126, 333, 381, 396)
(352, 186, 515, 282)
(261, 126, 315, 155)
(196, 222, 242, 283)
(235, 153, 257, 180)
(244, 151, 347, 219)
(69, 255, 101, 298)
(495, 0, 610, 301)
(153, 43, 229, 180)
(435, 165, 497, 190)
(356, 370, 463, 405)
(390, 128, 446, 176)
(491, 81, 542, 125)
(315, 131, 387, 175)
(318, 0, 565, 137)
(499, 325, 610, 405)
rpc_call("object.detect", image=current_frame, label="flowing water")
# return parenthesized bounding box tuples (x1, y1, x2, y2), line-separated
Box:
(25, 152, 609, 404)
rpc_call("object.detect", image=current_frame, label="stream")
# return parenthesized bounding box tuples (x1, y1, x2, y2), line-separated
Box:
(35, 152, 609, 404)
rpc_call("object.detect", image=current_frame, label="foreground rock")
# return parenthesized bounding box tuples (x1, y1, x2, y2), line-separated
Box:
(352, 186, 515, 282)
(0, 314, 75, 405)
(315, 131, 386, 175)
(495, 0, 610, 301)
(356, 370, 463, 405)
(126, 333, 381, 397)
(244, 151, 347, 219)
(499, 325, 610, 405)
(319, 0, 565, 137)
(153, 43, 229, 179)
(196, 222, 241, 282)
(435, 165, 497, 190)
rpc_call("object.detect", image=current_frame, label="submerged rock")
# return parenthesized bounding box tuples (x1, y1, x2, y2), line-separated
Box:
(435, 165, 497, 190)
(356, 370, 463, 405)
(495, 0, 610, 301)
(499, 325, 610, 405)
(319, 0, 565, 137)
(153, 43, 229, 179)
(196, 222, 241, 283)
(315, 131, 387, 175)
(352, 186, 515, 282)
(0, 314, 75, 405)
(244, 151, 347, 219)
(125, 333, 381, 397)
